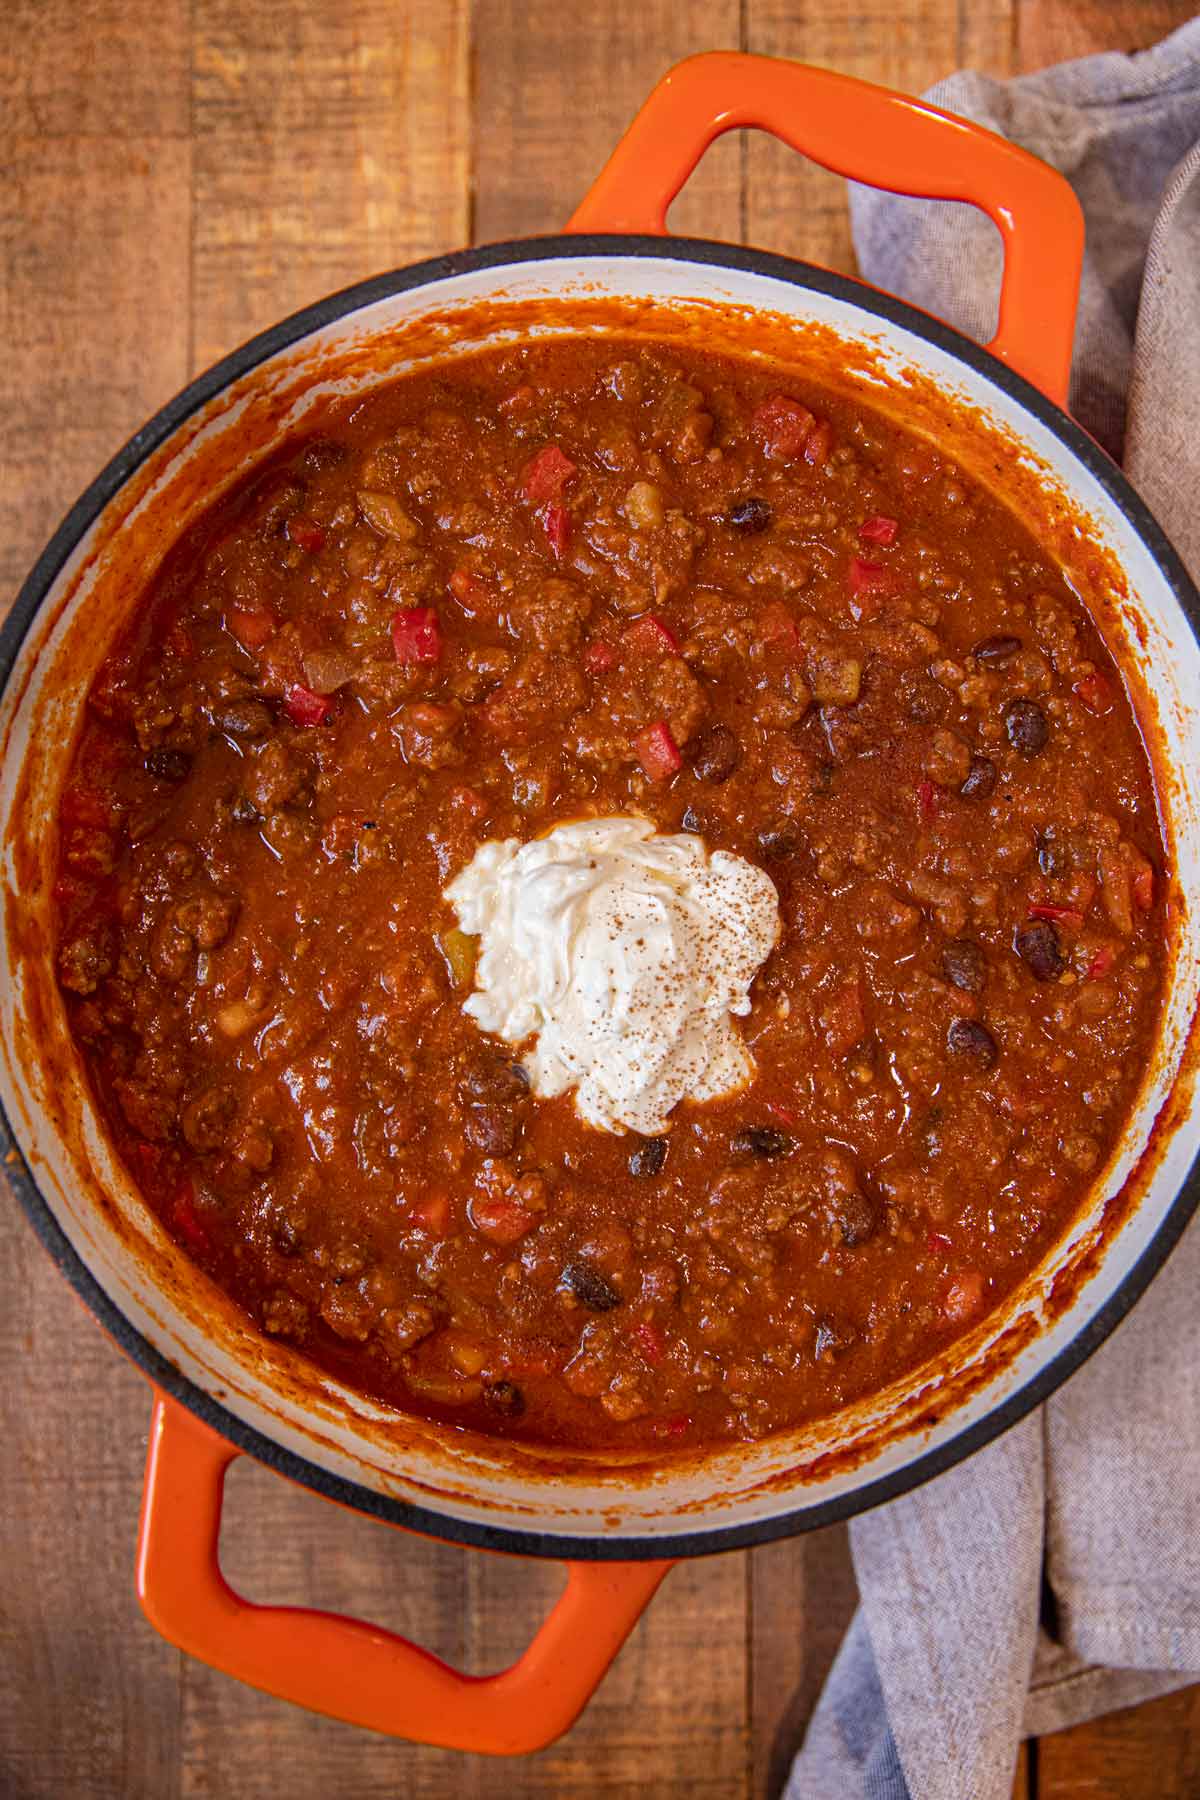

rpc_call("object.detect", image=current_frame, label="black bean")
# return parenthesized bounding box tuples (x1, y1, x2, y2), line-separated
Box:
(973, 634, 1022, 664)
(213, 699, 273, 739)
(731, 1126, 791, 1160)
(461, 1050, 528, 1104)
(629, 1136, 668, 1178)
(464, 1104, 519, 1156)
(144, 747, 192, 783)
(814, 1318, 841, 1358)
(483, 1379, 525, 1417)
(1037, 831, 1067, 876)
(959, 755, 997, 799)
(946, 1017, 999, 1069)
(1015, 918, 1065, 981)
(757, 824, 802, 860)
(728, 496, 772, 534)
(680, 805, 707, 835)
(1005, 697, 1049, 757)
(688, 723, 742, 784)
(837, 1187, 880, 1246)
(940, 938, 986, 995)
(230, 793, 260, 825)
(562, 1260, 622, 1311)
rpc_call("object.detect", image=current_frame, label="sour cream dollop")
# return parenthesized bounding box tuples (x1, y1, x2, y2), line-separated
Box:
(443, 816, 781, 1135)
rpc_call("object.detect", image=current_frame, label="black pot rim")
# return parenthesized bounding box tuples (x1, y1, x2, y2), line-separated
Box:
(3, 231, 1199, 1563)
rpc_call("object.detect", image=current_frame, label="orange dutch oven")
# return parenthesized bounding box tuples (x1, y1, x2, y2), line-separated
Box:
(3, 54, 1200, 1753)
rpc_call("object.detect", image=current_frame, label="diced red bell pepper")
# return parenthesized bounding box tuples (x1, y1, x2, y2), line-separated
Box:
(634, 720, 683, 783)
(859, 514, 898, 545)
(391, 606, 443, 665)
(521, 445, 578, 504)
(584, 639, 616, 675)
(926, 1230, 954, 1254)
(622, 613, 680, 658)
(758, 600, 800, 654)
(1087, 945, 1116, 980)
(804, 418, 833, 466)
(1028, 903, 1084, 926)
(1132, 863, 1154, 910)
(469, 1195, 538, 1245)
(542, 504, 570, 559)
(286, 514, 326, 554)
(751, 394, 815, 460)
(633, 1321, 665, 1367)
(1072, 672, 1115, 715)
(650, 1413, 691, 1440)
(283, 683, 332, 726)
(847, 555, 897, 621)
(916, 780, 938, 825)
(227, 607, 276, 651)
(411, 1189, 451, 1237)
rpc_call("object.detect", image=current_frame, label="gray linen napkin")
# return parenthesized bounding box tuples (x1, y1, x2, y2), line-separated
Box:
(787, 22, 1200, 1800)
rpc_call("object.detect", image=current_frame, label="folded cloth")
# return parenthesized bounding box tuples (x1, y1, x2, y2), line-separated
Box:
(787, 22, 1200, 1800)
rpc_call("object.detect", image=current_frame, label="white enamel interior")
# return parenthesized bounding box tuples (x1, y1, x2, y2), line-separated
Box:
(2, 251, 1198, 1549)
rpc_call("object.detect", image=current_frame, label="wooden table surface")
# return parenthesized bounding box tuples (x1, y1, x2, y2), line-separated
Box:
(3, 2, 1198, 1795)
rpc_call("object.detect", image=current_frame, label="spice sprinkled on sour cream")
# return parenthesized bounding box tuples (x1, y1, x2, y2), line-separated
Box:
(443, 816, 781, 1134)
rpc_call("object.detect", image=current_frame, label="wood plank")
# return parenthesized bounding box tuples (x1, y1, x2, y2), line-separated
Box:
(470, 0, 744, 246)
(0, 0, 189, 137)
(1036, 1685, 1200, 1797)
(1016, 0, 1196, 74)
(0, 132, 193, 599)
(743, 0, 1016, 275)
(0, 1198, 185, 1800)
(190, 0, 471, 371)
(749, 1524, 858, 1798)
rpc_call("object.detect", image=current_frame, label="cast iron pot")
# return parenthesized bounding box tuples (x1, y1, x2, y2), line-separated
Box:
(3, 54, 1199, 1753)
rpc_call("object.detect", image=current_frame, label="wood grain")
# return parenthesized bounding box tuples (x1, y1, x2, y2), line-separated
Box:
(3, 1, 1200, 1793)
(190, 0, 471, 370)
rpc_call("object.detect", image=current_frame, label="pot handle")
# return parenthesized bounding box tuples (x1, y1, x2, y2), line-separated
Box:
(567, 51, 1082, 407)
(137, 1394, 673, 1752)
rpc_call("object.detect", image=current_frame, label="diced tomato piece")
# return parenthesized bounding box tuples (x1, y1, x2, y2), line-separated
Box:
(1087, 945, 1116, 980)
(927, 1230, 954, 1254)
(847, 555, 897, 621)
(59, 786, 113, 830)
(286, 514, 326, 554)
(943, 1269, 985, 1326)
(758, 600, 799, 654)
(634, 720, 682, 783)
(1073, 672, 1115, 716)
(633, 1321, 665, 1367)
(819, 976, 866, 1058)
(751, 394, 815, 460)
(283, 683, 332, 727)
(584, 639, 616, 675)
(522, 445, 578, 505)
(227, 607, 276, 651)
(391, 606, 443, 665)
(499, 384, 536, 412)
(1028, 903, 1084, 926)
(542, 504, 570, 559)
(171, 1180, 210, 1256)
(804, 418, 833, 466)
(469, 1195, 538, 1245)
(859, 514, 898, 545)
(916, 779, 938, 825)
(622, 614, 679, 658)
(411, 1189, 451, 1237)
(1132, 861, 1154, 910)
